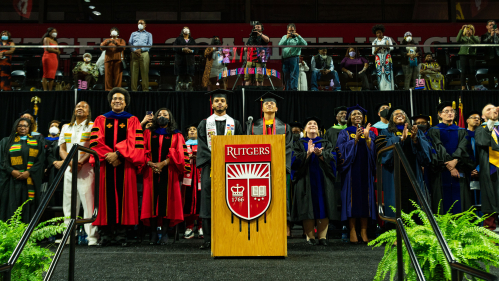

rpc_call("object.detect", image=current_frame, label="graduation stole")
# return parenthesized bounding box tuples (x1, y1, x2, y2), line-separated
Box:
(206, 114, 235, 151)
(10, 134, 38, 199)
(489, 127, 499, 168)
(263, 118, 276, 135)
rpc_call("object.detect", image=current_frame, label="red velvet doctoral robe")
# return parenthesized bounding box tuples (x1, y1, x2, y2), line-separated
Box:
(141, 130, 187, 227)
(89, 112, 145, 226)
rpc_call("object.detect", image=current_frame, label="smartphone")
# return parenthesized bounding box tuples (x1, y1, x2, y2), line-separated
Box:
(146, 111, 153, 116)
(494, 24, 498, 30)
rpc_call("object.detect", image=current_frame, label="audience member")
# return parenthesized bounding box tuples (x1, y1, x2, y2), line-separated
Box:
(420, 52, 445, 90)
(372, 102, 391, 131)
(20, 111, 41, 136)
(41, 27, 60, 91)
(45, 120, 60, 142)
(311, 47, 341, 91)
(245, 22, 270, 86)
(279, 23, 307, 91)
(457, 24, 480, 90)
(0, 30, 15, 91)
(72, 53, 99, 89)
(129, 19, 152, 91)
(101, 27, 126, 91)
(481, 20, 499, 90)
(202, 36, 227, 91)
(298, 56, 309, 91)
(340, 47, 369, 90)
(0, 118, 45, 223)
(372, 24, 394, 91)
(400, 32, 421, 90)
(174, 26, 197, 91)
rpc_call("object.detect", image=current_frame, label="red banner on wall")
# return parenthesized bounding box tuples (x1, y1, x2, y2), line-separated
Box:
(12, 0, 32, 19)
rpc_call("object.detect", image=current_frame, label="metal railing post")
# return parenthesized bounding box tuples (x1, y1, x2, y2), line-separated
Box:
(69, 144, 79, 281)
(394, 151, 404, 281)
(3, 271, 11, 281)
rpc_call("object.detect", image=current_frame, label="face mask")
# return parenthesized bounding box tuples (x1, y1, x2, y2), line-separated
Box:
(406, 36, 412, 42)
(49, 127, 59, 136)
(157, 117, 170, 126)
(417, 125, 428, 132)
(320, 54, 327, 59)
(138, 24, 144, 30)
(183, 29, 190, 34)
(380, 108, 390, 119)
(1, 36, 7, 41)
(111, 30, 118, 36)
(51, 33, 57, 38)
(349, 51, 356, 57)
(84, 57, 91, 62)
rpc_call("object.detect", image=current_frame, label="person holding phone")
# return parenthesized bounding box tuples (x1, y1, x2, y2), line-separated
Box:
(101, 27, 126, 91)
(457, 24, 480, 90)
(279, 23, 308, 91)
(481, 20, 499, 90)
(141, 111, 154, 129)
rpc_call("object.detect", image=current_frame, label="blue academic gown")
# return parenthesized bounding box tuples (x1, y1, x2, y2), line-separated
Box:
(337, 127, 377, 221)
(378, 127, 432, 217)
(427, 123, 473, 214)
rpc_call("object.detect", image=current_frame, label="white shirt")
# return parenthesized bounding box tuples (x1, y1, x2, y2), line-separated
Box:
(58, 120, 94, 160)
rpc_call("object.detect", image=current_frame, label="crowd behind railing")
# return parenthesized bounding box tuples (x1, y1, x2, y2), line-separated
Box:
(1, 20, 499, 92)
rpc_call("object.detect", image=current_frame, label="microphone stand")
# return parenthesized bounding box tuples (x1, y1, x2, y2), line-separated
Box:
(246, 118, 253, 135)
(232, 58, 247, 91)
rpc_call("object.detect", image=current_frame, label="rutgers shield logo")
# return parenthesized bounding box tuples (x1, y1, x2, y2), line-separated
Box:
(225, 144, 271, 220)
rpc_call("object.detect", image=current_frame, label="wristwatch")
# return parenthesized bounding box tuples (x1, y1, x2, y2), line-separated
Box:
(115, 150, 124, 159)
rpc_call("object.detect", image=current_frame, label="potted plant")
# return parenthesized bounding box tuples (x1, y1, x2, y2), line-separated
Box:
(0, 201, 66, 281)
(369, 201, 499, 281)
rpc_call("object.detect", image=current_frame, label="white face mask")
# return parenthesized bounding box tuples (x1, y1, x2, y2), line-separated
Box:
(406, 36, 412, 42)
(138, 24, 144, 30)
(183, 29, 190, 34)
(49, 127, 59, 136)
(320, 54, 327, 59)
(111, 30, 118, 36)
(84, 57, 91, 62)
(51, 33, 57, 38)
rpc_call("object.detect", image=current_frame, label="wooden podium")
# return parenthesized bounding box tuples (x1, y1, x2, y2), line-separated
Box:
(211, 135, 287, 257)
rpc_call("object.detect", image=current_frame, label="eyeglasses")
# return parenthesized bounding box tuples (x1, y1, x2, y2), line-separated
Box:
(468, 117, 480, 120)
(442, 110, 456, 114)
(112, 97, 125, 101)
(17, 125, 29, 128)
(393, 113, 404, 117)
(415, 122, 428, 125)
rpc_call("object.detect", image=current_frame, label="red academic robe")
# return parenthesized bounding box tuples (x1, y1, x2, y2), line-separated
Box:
(89, 113, 145, 226)
(141, 130, 187, 227)
(182, 144, 202, 215)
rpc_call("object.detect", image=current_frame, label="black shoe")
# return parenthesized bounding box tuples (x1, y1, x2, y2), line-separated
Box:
(159, 234, 169, 245)
(149, 231, 158, 245)
(349, 240, 359, 245)
(318, 239, 328, 246)
(200, 242, 211, 249)
(306, 239, 317, 245)
(97, 238, 111, 247)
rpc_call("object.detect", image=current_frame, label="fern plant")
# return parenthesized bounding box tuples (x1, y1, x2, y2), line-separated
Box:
(0, 201, 66, 281)
(369, 201, 499, 281)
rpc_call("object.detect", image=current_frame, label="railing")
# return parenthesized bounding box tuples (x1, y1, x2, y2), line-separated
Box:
(376, 143, 498, 281)
(0, 144, 100, 281)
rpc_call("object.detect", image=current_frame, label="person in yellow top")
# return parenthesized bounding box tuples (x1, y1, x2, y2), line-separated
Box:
(420, 52, 445, 90)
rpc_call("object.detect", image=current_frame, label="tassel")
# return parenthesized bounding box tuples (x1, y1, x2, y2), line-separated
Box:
(389, 103, 391, 108)
(429, 116, 432, 126)
(260, 98, 263, 118)
(210, 97, 213, 115)
(452, 101, 456, 110)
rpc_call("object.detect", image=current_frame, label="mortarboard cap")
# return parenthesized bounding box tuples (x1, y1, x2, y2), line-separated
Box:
(205, 89, 234, 101)
(465, 110, 482, 120)
(334, 106, 348, 116)
(19, 109, 35, 118)
(289, 121, 303, 129)
(346, 104, 367, 118)
(255, 92, 284, 104)
(302, 116, 322, 128)
(375, 102, 391, 113)
(436, 101, 453, 112)
(410, 114, 431, 124)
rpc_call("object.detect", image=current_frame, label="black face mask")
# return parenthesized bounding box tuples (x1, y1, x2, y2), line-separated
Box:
(157, 117, 170, 126)
(380, 108, 390, 119)
(417, 125, 428, 132)
(213, 40, 220, 45)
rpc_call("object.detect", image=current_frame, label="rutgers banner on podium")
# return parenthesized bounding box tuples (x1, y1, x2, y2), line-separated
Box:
(212, 136, 286, 257)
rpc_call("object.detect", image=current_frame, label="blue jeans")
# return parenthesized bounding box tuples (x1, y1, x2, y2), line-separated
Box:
(311, 69, 341, 91)
(282, 56, 299, 91)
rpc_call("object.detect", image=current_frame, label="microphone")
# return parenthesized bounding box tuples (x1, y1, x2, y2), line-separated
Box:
(246, 116, 253, 135)
(248, 116, 253, 123)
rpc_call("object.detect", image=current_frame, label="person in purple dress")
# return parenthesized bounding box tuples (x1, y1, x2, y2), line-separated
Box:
(336, 105, 376, 244)
(291, 116, 340, 246)
(340, 47, 370, 90)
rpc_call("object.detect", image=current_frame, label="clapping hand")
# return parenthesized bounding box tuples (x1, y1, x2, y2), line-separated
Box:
(363, 123, 371, 140)
(313, 147, 324, 157)
(400, 124, 409, 141)
(410, 125, 418, 141)
(306, 139, 315, 157)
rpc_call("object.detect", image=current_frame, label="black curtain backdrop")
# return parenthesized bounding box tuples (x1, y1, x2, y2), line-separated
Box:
(1, 90, 498, 139)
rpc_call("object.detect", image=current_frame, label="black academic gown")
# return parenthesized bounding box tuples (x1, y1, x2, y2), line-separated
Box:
(250, 117, 293, 221)
(196, 118, 243, 219)
(427, 123, 474, 214)
(290, 137, 340, 222)
(0, 135, 46, 223)
(44, 139, 63, 207)
(324, 126, 345, 190)
(474, 125, 499, 214)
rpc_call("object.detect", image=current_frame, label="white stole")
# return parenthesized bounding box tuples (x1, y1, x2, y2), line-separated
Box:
(206, 114, 235, 151)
